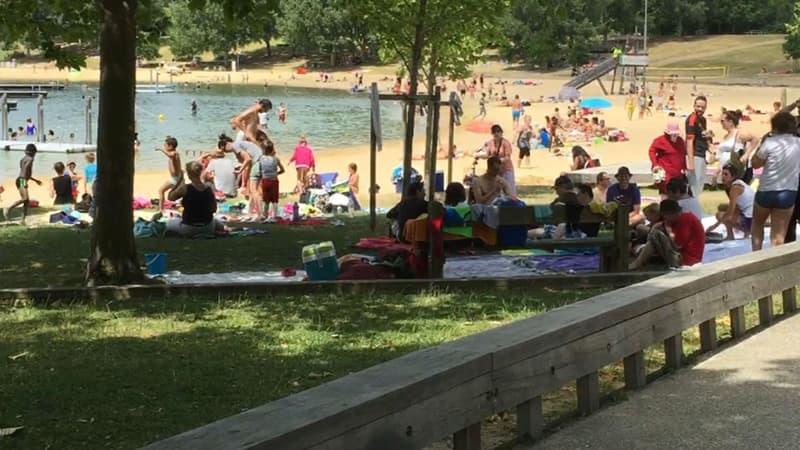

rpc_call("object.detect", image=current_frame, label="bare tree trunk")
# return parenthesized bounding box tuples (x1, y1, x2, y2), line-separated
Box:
(86, 0, 144, 286)
(402, 0, 427, 199)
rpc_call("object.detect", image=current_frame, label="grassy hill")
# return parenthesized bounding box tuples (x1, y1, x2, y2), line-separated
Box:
(646, 34, 792, 78)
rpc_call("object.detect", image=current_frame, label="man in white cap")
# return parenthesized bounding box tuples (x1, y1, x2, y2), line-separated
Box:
(649, 120, 687, 198)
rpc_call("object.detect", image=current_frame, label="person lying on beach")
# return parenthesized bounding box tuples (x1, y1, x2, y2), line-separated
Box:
(231, 98, 272, 143)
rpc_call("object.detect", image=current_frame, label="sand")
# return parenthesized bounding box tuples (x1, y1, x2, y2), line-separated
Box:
(0, 61, 789, 209)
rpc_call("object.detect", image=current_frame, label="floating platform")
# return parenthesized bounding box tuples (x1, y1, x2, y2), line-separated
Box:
(0, 140, 96, 153)
(0, 83, 65, 91)
(0, 90, 49, 98)
(136, 84, 176, 94)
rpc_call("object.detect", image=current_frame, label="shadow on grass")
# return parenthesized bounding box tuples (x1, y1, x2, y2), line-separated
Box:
(0, 216, 383, 289)
(0, 288, 603, 449)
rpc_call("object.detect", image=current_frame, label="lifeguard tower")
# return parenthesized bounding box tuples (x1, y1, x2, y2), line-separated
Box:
(561, 35, 648, 96)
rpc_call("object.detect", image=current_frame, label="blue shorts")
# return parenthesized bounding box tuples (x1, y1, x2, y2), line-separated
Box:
(512, 110, 521, 120)
(740, 215, 752, 232)
(755, 190, 797, 209)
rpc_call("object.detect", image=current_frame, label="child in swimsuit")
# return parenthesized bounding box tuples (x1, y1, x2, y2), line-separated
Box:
(156, 136, 183, 212)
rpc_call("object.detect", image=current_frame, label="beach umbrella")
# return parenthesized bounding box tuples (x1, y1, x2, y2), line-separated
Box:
(558, 86, 580, 101)
(580, 97, 613, 109)
(465, 120, 494, 134)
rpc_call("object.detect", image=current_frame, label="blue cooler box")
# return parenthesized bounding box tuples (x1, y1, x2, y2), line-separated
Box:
(302, 241, 340, 281)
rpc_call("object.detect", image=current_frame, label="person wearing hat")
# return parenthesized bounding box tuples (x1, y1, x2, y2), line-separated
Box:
(649, 121, 687, 197)
(606, 166, 644, 226)
(486, 124, 516, 196)
(4, 144, 42, 225)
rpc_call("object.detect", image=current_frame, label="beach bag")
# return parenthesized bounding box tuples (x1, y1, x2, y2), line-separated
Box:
(306, 172, 322, 189)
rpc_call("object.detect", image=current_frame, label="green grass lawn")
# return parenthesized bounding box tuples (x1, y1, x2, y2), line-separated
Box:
(0, 215, 384, 289)
(1, 287, 788, 449)
(0, 288, 606, 449)
(0, 187, 728, 290)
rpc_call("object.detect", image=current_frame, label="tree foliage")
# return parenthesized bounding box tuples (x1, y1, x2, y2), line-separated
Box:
(502, 0, 793, 69)
(168, 0, 267, 61)
(277, 0, 375, 64)
(784, 1, 800, 68)
(355, 0, 507, 89)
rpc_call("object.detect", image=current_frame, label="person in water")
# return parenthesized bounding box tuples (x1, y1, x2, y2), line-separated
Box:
(231, 98, 272, 143)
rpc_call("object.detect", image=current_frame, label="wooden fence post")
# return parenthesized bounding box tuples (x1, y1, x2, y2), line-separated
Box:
(729, 306, 746, 338)
(699, 317, 717, 352)
(623, 351, 646, 390)
(516, 396, 543, 444)
(577, 371, 600, 415)
(758, 295, 774, 325)
(453, 422, 481, 450)
(664, 333, 683, 370)
(782, 287, 797, 314)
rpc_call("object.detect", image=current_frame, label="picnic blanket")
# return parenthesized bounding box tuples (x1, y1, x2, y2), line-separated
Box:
(444, 254, 599, 278)
(151, 270, 306, 284)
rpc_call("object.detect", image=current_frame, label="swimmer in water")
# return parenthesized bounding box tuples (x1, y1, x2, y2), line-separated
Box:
(278, 103, 287, 124)
(231, 98, 272, 142)
(190, 100, 198, 115)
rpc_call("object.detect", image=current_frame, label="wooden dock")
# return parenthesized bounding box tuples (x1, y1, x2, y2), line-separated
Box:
(0, 83, 65, 91)
(0, 90, 49, 98)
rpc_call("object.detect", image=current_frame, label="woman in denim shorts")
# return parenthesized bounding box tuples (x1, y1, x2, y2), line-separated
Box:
(751, 112, 800, 250)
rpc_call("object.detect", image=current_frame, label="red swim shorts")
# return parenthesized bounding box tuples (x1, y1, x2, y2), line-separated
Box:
(261, 178, 279, 204)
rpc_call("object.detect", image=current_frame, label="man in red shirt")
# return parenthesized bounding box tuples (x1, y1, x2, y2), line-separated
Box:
(629, 199, 705, 269)
(649, 121, 687, 196)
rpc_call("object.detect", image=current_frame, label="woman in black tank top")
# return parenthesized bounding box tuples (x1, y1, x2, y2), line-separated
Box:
(181, 183, 214, 225)
(167, 161, 226, 236)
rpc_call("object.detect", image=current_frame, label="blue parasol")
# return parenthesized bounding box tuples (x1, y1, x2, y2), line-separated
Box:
(580, 97, 613, 109)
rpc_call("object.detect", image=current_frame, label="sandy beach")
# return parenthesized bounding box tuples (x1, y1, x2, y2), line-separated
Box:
(0, 61, 790, 209)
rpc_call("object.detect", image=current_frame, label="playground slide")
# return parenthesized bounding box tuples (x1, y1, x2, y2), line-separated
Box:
(563, 58, 618, 90)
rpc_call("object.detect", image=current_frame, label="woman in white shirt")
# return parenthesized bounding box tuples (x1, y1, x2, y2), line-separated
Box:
(751, 112, 800, 250)
(708, 164, 754, 240)
(714, 109, 759, 180)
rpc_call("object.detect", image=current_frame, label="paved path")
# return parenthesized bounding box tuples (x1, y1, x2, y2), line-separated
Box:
(533, 313, 800, 450)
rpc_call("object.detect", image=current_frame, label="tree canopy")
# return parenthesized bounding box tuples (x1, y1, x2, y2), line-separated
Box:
(784, 2, 800, 69)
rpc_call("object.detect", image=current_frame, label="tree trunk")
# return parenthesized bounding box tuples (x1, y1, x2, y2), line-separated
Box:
(266, 38, 272, 57)
(86, 0, 144, 286)
(402, 0, 427, 200)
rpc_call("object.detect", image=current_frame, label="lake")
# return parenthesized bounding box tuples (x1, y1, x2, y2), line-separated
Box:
(1, 83, 410, 180)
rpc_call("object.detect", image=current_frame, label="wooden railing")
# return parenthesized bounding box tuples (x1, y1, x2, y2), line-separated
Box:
(141, 244, 800, 450)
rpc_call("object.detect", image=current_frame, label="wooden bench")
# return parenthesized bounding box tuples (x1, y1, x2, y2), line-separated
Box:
(497, 203, 630, 272)
(407, 203, 630, 272)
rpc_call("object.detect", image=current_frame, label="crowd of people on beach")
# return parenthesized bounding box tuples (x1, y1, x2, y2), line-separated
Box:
(6, 67, 800, 276)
